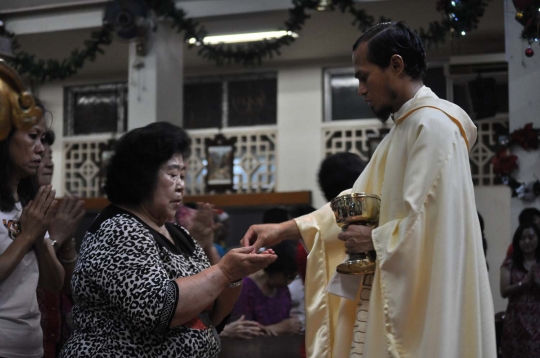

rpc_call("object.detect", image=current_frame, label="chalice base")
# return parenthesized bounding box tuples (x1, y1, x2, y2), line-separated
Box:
(336, 252, 376, 275)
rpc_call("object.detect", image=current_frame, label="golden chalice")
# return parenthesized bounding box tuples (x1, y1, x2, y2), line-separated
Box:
(330, 192, 380, 275)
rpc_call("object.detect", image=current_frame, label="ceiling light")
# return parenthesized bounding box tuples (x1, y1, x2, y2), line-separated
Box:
(188, 31, 298, 45)
(317, 0, 333, 11)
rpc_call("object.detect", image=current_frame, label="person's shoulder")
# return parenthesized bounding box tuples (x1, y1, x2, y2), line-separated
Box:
(99, 213, 146, 236)
(89, 207, 153, 247)
(501, 257, 513, 271)
(406, 105, 457, 128)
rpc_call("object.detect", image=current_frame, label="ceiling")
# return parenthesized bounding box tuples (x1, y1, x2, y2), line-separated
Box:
(12, 0, 505, 81)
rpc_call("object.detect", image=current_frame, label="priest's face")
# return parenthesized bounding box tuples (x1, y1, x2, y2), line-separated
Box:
(353, 42, 398, 122)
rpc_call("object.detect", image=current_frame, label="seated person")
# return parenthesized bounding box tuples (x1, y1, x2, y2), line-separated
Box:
(228, 241, 302, 336)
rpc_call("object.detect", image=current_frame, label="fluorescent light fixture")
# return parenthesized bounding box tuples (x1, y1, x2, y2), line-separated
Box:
(188, 31, 298, 45)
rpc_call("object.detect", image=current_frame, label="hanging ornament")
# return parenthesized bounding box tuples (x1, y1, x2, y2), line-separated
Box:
(512, 0, 540, 40)
(526, 46, 535, 57)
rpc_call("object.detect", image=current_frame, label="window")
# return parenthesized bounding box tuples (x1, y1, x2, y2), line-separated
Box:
(183, 73, 277, 129)
(324, 66, 448, 121)
(324, 68, 372, 121)
(64, 83, 128, 136)
(448, 62, 508, 120)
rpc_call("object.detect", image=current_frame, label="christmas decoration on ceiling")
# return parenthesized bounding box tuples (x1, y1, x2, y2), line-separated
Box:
(492, 123, 540, 201)
(0, 0, 491, 82)
(512, 0, 540, 57)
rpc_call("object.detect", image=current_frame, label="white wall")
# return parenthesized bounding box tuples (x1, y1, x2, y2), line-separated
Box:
(276, 66, 326, 208)
(504, 0, 540, 238)
(475, 186, 512, 312)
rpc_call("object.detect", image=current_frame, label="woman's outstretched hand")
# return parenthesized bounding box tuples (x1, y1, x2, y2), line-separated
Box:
(217, 246, 277, 282)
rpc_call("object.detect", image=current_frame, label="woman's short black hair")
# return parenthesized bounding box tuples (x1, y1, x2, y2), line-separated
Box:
(318, 152, 366, 202)
(352, 21, 427, 80)
(511, 223, 540, 271)
(0, 128, 38, 211)
(264, 241, 297, 278)
(104, 122, 191, 207)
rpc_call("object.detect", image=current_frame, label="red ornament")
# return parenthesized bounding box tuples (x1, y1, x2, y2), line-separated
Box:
(491, 148, 519, 176)
(526, 46, 534, 57)
(511, 122, 540, 150)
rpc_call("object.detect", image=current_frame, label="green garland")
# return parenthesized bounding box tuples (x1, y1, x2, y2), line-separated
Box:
(512, 0, 540, 41)
(2, 27, 114, 82)
(0, 0, 490, 82)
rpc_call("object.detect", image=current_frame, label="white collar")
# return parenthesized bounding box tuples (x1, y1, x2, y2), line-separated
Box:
(391, 85, 431, 122)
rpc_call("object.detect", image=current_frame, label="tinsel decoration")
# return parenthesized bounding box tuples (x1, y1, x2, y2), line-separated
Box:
(512, 0, 540, 41)
(436, 0, 491, 37)
(0, 0, 492, 82)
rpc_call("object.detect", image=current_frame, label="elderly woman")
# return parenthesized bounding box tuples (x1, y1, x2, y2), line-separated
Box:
(59, 122, 276, 357)
(0, 60, 65, 358)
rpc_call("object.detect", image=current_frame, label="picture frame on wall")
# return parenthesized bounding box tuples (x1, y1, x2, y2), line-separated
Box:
(205, 133, 236, 192)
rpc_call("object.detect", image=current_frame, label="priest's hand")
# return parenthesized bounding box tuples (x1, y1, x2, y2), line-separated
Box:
(241, 220, 301, 253)
(338, 224, 374, 254)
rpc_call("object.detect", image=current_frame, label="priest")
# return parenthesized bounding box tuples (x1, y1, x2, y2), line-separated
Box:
(241, 21, 496, 358)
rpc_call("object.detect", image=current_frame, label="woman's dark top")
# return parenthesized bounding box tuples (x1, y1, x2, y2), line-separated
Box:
(501, 258, 540, 358)
(229, 277, 291, 326)
(59, 205, 219, 358)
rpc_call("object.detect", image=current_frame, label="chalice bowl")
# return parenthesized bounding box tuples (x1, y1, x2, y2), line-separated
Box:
(330, 192, 380, 275)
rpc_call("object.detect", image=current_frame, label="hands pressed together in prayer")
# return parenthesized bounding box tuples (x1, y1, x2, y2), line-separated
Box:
(184, 202, 216, 252)
(19, 185, 57, 245)
(522, 263, 540, 287)
(49, 194, 85, 249)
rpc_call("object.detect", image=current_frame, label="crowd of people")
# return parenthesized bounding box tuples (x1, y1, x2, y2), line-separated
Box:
(0, 20, 538, 358)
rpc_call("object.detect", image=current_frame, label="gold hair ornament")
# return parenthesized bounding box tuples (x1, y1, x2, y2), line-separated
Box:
(0, 59, 43, 140)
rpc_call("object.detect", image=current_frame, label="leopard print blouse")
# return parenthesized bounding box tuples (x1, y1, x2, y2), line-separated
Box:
(59, 205, 220, 358)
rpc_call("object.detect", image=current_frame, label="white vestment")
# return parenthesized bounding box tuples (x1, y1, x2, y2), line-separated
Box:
(296, 86, 496, 358)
